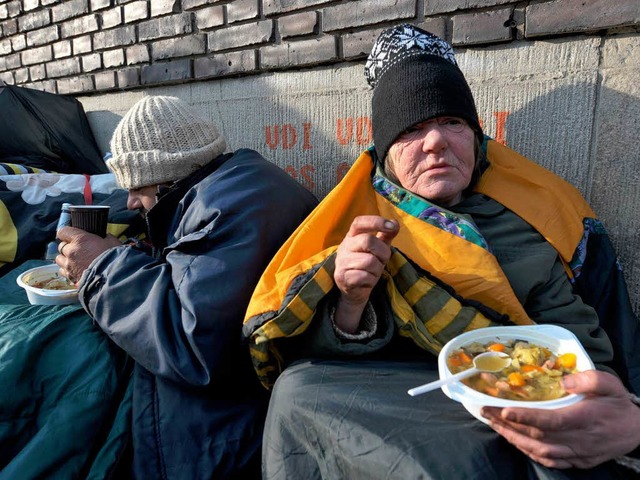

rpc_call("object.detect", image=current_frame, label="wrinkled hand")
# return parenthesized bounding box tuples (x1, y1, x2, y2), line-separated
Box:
(481, 370, 640, 469)
(333, 215, 399, 333)
(56, 226, 122, 283)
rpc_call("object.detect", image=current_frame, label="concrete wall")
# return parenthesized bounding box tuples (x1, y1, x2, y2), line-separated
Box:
(78, 33, 640, 315)
(2, 0, 639, 313)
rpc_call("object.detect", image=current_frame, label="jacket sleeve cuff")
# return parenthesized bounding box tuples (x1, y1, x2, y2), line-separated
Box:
(614, 393, 640, 472)
(330, 302, 377, 341)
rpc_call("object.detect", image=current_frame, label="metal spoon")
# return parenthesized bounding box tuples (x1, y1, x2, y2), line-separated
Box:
(407, 351, 512, 397)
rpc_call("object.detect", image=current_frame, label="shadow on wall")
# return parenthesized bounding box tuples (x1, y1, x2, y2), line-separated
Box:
(85, 110, 125, 157)
(82, 66, 373, 200)
(504, 84, 640, 316)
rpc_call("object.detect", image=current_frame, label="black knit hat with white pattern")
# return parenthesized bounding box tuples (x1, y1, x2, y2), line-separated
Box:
(365, 24, 483, 162)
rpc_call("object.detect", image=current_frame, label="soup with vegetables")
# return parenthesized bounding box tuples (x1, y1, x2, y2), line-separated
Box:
(30, 274, 76, 291)
(447, 340, 578, 401)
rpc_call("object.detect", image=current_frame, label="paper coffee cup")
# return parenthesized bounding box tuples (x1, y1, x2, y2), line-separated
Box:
(69, 205, 110, 237)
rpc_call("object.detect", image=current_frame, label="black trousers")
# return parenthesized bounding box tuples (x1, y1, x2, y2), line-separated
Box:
(263, 358, 635, 480)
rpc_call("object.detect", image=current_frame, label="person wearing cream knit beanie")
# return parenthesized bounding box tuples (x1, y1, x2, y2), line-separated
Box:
(55, 95, 318, 479)
(107, 95, 227, 189)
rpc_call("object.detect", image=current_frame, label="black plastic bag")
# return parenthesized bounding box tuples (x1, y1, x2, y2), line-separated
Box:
(0, 84, 108, 174)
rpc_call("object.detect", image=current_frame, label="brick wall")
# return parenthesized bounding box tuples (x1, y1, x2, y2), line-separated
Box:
(1, 0, 639, 95)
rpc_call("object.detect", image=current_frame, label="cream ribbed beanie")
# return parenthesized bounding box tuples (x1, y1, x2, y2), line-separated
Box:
(107, 95, 227, 189)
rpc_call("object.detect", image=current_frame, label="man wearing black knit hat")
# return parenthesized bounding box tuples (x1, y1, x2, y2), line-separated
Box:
(241, 24, 640, 479)
(56, 96, 318, 479)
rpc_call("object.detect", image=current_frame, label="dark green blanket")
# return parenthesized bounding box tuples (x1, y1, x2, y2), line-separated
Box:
(0, 261, 132, 480)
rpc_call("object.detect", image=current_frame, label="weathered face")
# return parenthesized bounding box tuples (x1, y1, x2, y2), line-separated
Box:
(127, 184, 158, 214)
(386, 117, 476, 207)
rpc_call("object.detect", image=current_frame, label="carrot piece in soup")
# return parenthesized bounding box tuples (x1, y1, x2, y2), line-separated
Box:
(487, 343, 505, 352)
(448, 351, 472, 368)
(458, 351, 473, 365)
(484, 386, 500, 397)
(507, 372, 526, 387)
(555, 353, 577, 370)
(448, 356, 462, 368)
(521, 364, 544, 373)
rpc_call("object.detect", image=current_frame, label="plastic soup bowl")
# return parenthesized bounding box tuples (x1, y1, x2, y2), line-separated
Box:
(16, 264, 79, 306)
(437, 325, 595, 424)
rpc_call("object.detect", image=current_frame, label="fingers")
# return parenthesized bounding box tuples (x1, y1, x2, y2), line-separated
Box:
(336, 217, 396, 282)
(55, 254, 75, 283)
(481, 407, 545, 437)
(337, 253, 383, 287)
(334, 216, 399, 305)
(334, 250, 386, 304)
(482, 405, 565, 431)
(486, 413, 606, 469)
(55, 229, 121, 285)
(347, 216, 399, 246)
(56, 226, 93, 242)
(561, 370, 627, 397)
(342, 216, 399, 263)
(341, 233, 392, 265)
(376, 224, 399, 245)
(483, 375, 640, 470)
(488, 417, 559, 455)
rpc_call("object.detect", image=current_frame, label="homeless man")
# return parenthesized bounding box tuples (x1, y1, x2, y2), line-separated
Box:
(55, 95, 318, 479)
